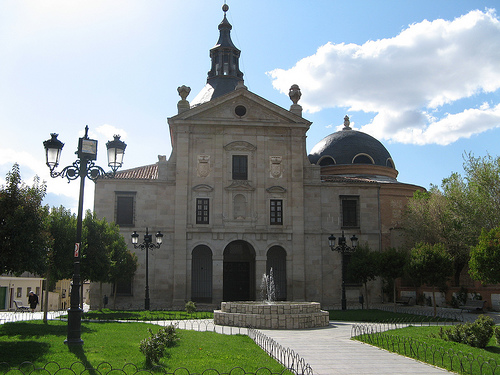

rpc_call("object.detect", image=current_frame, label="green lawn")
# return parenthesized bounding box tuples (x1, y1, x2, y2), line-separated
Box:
(0, 320, 287, 373)
(354, 325, 500, 374)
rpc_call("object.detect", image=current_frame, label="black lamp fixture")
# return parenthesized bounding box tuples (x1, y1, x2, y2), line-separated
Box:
(43, 125, 126, 345)
(328, 231, 358, 310)
(131, 228, 163, 310)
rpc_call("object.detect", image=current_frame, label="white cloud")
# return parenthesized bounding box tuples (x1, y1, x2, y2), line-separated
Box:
(96, 124, 128, 142)
(268, 9, 500, 145)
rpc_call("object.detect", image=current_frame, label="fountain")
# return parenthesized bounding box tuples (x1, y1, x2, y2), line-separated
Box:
(214, 269, 329, 329)
(260, 268, 277, 302)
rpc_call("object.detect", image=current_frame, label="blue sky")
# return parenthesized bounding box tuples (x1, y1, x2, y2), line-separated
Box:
(1, 0, 499, 213)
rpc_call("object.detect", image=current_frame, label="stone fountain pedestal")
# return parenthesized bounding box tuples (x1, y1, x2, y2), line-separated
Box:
(214, 301, 329, 329)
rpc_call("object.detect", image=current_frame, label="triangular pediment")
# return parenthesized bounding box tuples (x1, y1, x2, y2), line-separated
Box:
(168, 88, 311, 128)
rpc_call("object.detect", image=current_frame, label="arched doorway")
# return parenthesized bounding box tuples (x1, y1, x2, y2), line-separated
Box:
(191, 245, 213, 303)
(223, 240, 255, 301)
(267, 246, 287, 301)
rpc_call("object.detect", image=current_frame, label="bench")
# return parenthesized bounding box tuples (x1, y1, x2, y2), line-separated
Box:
(14, 300, 30, 312)
(458, 299, 486, 312)
(396, 296, 413, 305)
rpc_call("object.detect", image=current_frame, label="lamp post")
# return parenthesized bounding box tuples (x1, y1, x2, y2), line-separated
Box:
(328, 231, 358, 310)
(131, 228, 163, 310)
(43, 125, 126, 345)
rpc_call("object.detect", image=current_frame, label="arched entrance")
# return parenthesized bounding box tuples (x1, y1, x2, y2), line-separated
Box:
(267, 246, 287, 301)
(191, 245, 213, 303)
(223, 240, 255, 301)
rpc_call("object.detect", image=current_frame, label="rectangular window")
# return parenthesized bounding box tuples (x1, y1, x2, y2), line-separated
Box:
(114, 280, 132, 296)
(116, 194, 135, 226)
(341, 196, 359, 228)
(270, 199, 283, 225)
(232, 155, 248, 180)
(17, 288, 22, 298)
(196, 198, 210, 224)
(26, 287, 31, 297)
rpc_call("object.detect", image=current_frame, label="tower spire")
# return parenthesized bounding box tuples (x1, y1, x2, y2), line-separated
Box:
(191, 4, 245, 106)
(207, 4, 243, 82)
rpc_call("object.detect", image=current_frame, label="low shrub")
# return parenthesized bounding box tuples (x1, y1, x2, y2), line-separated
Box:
(139, 324, 179, 367)
(438, 315, 494, 348)
(495, 326, 500, 345)
(185, 301, 196, 314)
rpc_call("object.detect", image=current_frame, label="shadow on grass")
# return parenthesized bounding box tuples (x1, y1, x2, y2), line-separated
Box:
(0, 341, 50, 364)
(486, 345, 500, 355)
(67, 345, 99, 375)
(0, 322, 95, 339)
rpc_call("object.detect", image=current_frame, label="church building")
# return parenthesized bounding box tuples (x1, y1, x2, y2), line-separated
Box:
(93, 5, 423, 310)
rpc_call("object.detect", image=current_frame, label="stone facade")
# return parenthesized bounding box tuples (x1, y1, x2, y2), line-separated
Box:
(91, 6, 423, 311)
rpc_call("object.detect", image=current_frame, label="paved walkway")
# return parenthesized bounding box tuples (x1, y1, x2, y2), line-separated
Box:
(259, 321, 449, 374)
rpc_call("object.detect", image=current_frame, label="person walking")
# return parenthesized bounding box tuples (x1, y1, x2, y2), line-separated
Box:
(28, 291, 39, 313)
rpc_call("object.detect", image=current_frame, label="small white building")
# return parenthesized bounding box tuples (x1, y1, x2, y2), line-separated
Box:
(0, 273, 44, 311)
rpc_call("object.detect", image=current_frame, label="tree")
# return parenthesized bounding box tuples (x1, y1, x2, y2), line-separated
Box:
(81, 211, 113, 307)
(0, 164, 49, 275)
(402, 188, 469, 285)
(402, 153, 500, 288)
(47, 206, 76, 283)
(406, 243, 454, 316)
(455, 153, 500, 231)
(376, 247, 407, 312)
(346, 243, 377, 308)
(43, 206, 76, 322)
(469, 227, 500, 284)
(107, 222, 138, 308)
(81, 211, 136, 309)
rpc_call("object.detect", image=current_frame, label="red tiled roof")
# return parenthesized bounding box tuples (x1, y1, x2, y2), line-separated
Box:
(114, 164, 158, 180)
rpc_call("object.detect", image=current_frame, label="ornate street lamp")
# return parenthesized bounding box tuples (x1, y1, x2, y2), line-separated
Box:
(131, 228, 163, 310)
(328, 231, 358, 310)
(43, 125, 126, 345)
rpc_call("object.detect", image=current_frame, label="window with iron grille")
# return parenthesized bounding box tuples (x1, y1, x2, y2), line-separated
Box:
(114, 280, 132, 296)
(270, 199, 283, 225)
(116, 194, 135, 226)
(196, 198, 209, 224)
(232, 155, 248, 180)
(341, 197, 359, 228)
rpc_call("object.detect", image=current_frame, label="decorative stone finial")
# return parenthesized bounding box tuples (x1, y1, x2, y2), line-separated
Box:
(177, 85, 191, 113)
(289, 84, 303, 116)
(289, 84, 302, 104)
(343, 115, 351, 130)
(222, 3, 229, 13)
(178, 85, 191, 100)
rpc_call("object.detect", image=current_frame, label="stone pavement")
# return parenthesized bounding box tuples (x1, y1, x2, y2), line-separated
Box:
(259, 321, 450, 375)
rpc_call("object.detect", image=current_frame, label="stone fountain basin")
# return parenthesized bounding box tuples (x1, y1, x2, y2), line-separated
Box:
(214, 301, 329, 329)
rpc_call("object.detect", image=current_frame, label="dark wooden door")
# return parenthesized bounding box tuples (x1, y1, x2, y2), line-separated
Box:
(223, 262, 250, 301)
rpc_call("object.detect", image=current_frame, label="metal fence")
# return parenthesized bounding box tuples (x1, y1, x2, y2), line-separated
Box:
(0, 361, 295, 375)
(248, 329, 313, 375)
(351, 323, 500, 375)
(374, 304, 465, 322)
(0, 311, 65, 325)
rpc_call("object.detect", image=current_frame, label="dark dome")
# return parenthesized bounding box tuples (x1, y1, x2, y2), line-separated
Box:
(308, 128, 395, 169)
